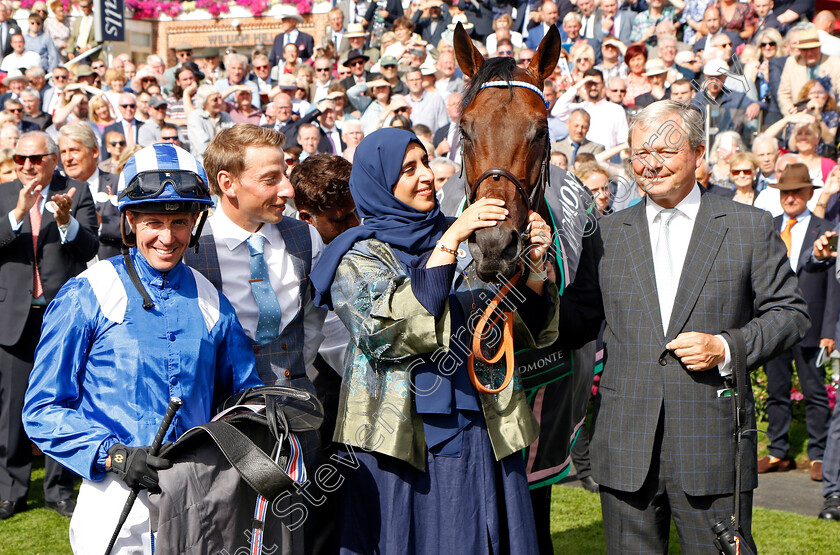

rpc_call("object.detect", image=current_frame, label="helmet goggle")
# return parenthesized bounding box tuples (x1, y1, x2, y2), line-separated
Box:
(118, 170, 210, 203)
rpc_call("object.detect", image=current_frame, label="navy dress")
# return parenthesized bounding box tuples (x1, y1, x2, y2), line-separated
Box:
(336, 256, 540, 554)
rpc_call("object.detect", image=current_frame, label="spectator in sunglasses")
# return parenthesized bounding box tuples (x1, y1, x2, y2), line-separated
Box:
(708, 151, 761, 205)
(98, 130, 125, 174)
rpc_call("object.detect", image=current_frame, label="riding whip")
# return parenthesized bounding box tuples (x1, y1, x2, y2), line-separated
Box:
(104, 396, 182, 555)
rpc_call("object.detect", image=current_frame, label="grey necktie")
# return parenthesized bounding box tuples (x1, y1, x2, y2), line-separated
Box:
(654, 208, 681, 331)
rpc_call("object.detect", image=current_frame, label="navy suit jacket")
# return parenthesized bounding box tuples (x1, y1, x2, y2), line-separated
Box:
(590, 190, 809, 496)
(775, 214, 840, 348)
(101, 120, 139, 155)
(269, 30, 315, 66)
(0, 173, 99, 346)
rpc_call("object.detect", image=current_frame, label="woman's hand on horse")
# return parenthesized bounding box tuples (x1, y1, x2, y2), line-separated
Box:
(525, 211, 551, 266)
(441, 197, 508, 247)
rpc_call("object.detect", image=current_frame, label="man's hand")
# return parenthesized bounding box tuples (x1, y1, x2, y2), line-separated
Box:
(820, 338, 835, 353)
(813, 230, 837, 261)
(51, 187, 75, 226)
(745, 103, 761, 120)
(435, 138, 450, 156)
(107, 443, 171, 493)
(666, 332, 726, 371)
(601, 15, 613, 33)
(13, 181, 45, 225)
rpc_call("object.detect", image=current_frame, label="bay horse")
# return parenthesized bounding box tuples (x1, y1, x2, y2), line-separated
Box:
(453, 22, 562, 283)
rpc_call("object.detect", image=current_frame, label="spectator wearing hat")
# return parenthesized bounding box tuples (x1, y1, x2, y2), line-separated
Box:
(0, 3, 21, 58)
(759, 163, 839, 482)
(412, 0, 451, 47)
(24, 13, 58, 73)
(0, 33, 40, 73)
(342, 23, 380, 65)
(0, 69, 29, 105)
(340, 48, 378, 90)
(162, 42, 193, 95)
(377, 55, 408, 95)
(778, 29, 840, 117)
(268, 5, 314, 67)
(194, 47, 224, 84)
(347, 77, 396, 134)
(138, 96, 168, 146)
(633, 58, 671, 108)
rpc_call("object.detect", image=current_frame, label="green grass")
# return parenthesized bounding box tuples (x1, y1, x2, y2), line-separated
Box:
(3, 458, 836, 554)
(549, 484, 838, 554)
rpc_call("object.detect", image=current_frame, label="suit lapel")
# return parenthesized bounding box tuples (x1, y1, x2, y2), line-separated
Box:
(622, 205, 666, 339)
(665, 195, 726, 341)
(797, 217, 819, 272)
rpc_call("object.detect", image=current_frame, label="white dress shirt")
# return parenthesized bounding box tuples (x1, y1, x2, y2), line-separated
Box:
(781, 209, 810, 272)
(552, 92, 628, 149)
(8, 185, 78, 243)
(208, 206, 326, 369)
(753, 187, 821, 218)
(646, 185, 731, 373)
(580, 14, 597, 39)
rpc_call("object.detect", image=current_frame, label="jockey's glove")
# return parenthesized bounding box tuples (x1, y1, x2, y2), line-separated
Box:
(107, 443, 172, 493)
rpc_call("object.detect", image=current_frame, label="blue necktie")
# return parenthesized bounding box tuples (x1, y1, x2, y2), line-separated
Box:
(246, 234, 283, 345)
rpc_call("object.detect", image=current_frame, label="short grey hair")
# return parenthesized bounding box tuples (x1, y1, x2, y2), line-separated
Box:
(18, 130, 58, 155)
(776, 152, 802, 172)
(58, 120, 98, 151)
(195, 84, 219, 110)
(628, 100, 705, 150)
(19, 87, 40, 101)
(430, 156, 458, 173)
(658, 35, 677, 47)
(752, 134, 779, 152)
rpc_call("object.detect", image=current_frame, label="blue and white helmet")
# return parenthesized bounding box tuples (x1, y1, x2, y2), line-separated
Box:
(117, 142, 213, 213)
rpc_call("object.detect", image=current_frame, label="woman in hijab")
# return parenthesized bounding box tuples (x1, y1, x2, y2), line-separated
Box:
(312, 128, 557, 554)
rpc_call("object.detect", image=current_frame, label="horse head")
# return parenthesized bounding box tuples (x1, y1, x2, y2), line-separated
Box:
(453, 22, 561, 283)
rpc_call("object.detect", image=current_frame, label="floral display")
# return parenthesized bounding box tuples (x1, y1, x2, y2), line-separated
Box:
(119, 0, 312, 20)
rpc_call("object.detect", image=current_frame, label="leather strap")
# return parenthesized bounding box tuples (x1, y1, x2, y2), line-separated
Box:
(722, 328, 748, 530)
(176, 420, 293, 501)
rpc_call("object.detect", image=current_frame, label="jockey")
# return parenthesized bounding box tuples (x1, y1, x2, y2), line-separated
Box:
(22, 142, 262, 555)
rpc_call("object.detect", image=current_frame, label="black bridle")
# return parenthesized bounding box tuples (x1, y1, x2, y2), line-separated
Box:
(462, 79, 552, 216)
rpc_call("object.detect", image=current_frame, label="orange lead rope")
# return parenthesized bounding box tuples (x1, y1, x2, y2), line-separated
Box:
(467, 270, 521, 394)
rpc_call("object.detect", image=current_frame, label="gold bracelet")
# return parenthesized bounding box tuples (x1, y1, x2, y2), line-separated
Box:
(436, 241, 458, 256)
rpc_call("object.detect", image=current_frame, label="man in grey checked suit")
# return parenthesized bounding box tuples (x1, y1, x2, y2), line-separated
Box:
(588, 100, 809, 553)
(183, 124, 326, 553)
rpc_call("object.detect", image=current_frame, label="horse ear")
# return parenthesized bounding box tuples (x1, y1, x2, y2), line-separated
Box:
(528, 24, 562, 83)
(453, 22, 484, 78)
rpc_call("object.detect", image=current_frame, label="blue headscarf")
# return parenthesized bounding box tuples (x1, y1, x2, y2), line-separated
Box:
(311, 128, 449, 309)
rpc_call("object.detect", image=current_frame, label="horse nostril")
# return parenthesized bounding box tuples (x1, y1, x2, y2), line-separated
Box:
(500, 228, 520, 260)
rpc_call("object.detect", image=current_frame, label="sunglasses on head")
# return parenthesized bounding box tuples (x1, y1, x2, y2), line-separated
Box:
(13, 153, 50, 165)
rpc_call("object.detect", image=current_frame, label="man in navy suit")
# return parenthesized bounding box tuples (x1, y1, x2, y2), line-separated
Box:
(526, 0, 560, 50)
(4, 99, 39, 131)
(587, 101, 808, 553)
(761, 164, 839, 481)
(269, 7, 315, 66)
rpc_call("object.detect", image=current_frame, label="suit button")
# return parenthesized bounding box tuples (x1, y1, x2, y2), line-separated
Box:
(659, 355, 668, 366)
(282, 343, 288, 351)
(284, 370, 291, 377)
(253, 346, 260, 354)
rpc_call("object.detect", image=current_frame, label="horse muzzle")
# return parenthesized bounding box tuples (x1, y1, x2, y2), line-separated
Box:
(470, 223, 523, 283)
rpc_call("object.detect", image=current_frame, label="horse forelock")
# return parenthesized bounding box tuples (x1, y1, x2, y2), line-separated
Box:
(461, 57, 538, 114)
